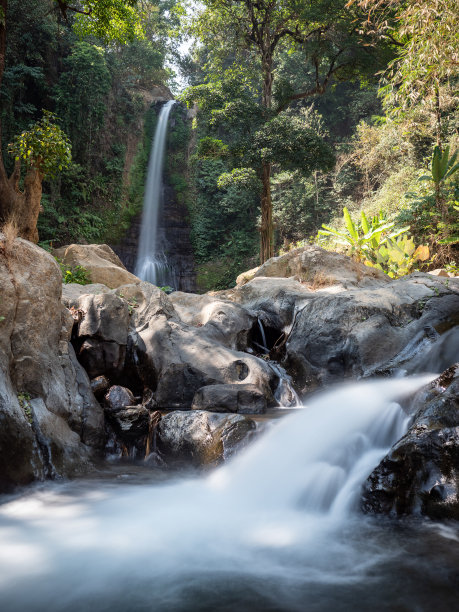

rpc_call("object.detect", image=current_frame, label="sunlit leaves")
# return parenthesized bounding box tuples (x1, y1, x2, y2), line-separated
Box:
(55, 0, 145, 43)
(9, 110, 72, 179)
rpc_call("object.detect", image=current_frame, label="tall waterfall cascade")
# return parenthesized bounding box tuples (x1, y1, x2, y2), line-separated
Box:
(135, 100, 176, 286)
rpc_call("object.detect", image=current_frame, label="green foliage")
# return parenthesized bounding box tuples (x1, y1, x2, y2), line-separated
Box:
(196, 137, 228, 159)
(62, 0, 145, 43)
(8, 110, 71, 178)
(54, 42, 111, 161)
(369, 235, 429, 278)
(318, 207, 410, 261)
(56, 258, 91, 285)
(250, 113, 335, 173)
(420, 146, 459, 186)
(18, 392, 33, 423)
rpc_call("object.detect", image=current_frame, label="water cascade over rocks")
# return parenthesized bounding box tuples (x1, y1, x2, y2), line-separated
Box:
(3, 377, 459, 611)
(135, 100, 176, 286)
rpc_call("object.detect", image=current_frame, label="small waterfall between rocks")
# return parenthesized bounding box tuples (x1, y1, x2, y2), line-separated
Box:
(135, 100, 176, 286)
(2, 375, 457, 611)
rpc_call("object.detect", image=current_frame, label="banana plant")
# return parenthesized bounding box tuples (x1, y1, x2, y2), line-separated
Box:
(318, 207, 409, 262)
(420, 146, 459, 208)
(368, 236, 430, 278)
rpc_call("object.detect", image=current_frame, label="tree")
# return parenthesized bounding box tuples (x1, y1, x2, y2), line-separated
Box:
(186, 0, 391, 262)
(353, 0, 459, 148)
(0, 0, 142, 241)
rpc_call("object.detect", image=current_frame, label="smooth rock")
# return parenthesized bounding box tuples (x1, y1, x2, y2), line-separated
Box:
(192, 384, 267, 414)
(283, 274, 459, 392)
(0, 235, 104, 491)
(157, 410, 256, 466)
(54, 244, 140, 289)
(237, 245, 389, 289)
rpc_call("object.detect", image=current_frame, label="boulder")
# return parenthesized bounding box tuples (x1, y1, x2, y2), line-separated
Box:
(157, 410, 256, 466)
(192, 384, 267, 414)
(0, 235, 104, 491)
(362, 365, 459, 519)
(220, 276, 313, 331)
(283, 274, 459, 392)
(169, 291, 255, 350)
(54, 244, 140, 289)
(236, 245, 389, 289)
(28, 398, 92, 478)
(109, 406, 150, 440)
(69, 292, 130, 380)
(90, 375, 110, 397)
(104, 385, 137, 413)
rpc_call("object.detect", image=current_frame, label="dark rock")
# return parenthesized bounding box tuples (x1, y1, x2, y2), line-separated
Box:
(78, 338, 126, 379)
(105, 386, 136, 413)
(192, 383, 267, 414)
(155, 363, 218, 410)
(157, 410, 256, 466)
(362, 364, 459, 519)
(91, 375, 110, 397)
(110, 406, 150, 440)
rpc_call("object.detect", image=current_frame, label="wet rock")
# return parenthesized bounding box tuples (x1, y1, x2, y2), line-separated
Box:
(110, 406, 150, 440)
(192, 384, 267, 414)
(362, 364, 459, 519)
(157, 410, 256, 466)
(54, 244, 140, 289)
(283, 274, 459, 392)
(105, 385, 136, 413)
(155, 363, 218, 410)
(29, 398, 92, 478)
(90, 375, 110, 397)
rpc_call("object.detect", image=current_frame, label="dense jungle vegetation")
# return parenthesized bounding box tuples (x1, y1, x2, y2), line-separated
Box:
(0, 0, 457, 291)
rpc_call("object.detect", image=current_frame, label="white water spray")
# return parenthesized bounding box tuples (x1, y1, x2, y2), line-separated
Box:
(135, 100, 176, 285)
(0, 377, 438, 611)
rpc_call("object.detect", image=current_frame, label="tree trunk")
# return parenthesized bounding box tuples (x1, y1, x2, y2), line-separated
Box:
(260, 161, 273, 263)
(259, 51, 274, 264)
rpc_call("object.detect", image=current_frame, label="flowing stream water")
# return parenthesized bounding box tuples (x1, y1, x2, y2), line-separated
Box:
(135, 100, 176, 286)
(1, 376, 459, 611)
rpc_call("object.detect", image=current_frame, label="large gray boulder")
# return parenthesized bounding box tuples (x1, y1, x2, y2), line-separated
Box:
(0, 235, 104, 491)
(157, 410, 256, 466)
(362, 364, 459, 519)
(283, 274, 459, 392)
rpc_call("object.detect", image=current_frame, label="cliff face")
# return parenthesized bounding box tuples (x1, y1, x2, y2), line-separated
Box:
(114, 101, 196, 292)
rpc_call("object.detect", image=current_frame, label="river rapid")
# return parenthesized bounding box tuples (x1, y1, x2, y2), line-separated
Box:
(1, 378, 459, 611)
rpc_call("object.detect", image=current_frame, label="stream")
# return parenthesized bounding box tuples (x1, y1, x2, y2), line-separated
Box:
(1, 377, 459, 611)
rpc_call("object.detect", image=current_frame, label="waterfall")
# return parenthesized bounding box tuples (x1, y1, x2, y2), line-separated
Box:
(135, 100, 176, 285)
(0, 376, 446, 612)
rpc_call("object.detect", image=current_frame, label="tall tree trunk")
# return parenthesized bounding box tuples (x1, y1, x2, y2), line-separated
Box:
(260, 161, 273, 263)
(259, 51, 274, 263)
